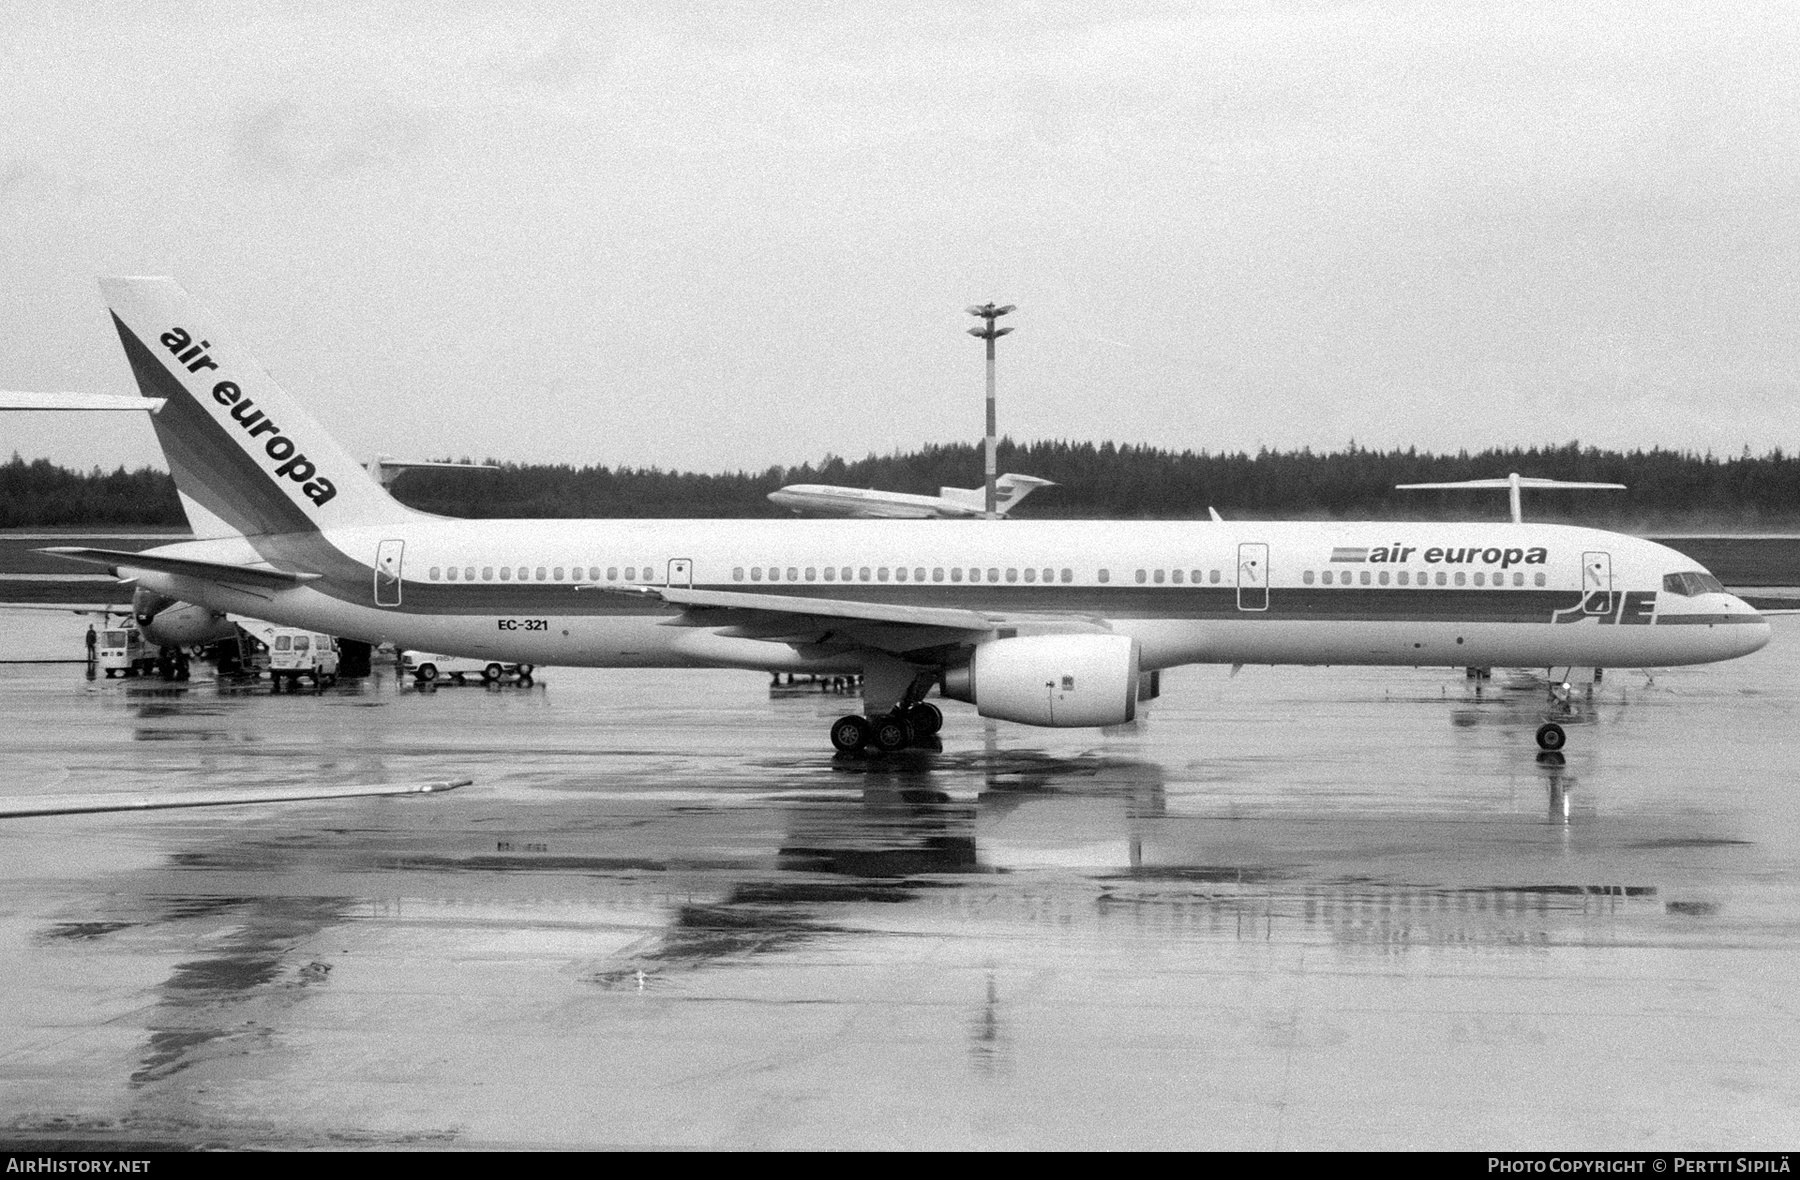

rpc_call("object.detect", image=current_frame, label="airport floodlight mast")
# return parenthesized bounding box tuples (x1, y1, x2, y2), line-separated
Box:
(966, 302, 1015, 518)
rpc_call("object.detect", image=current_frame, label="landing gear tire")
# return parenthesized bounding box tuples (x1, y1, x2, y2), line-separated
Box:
(871, 714, 914, 753)
(830, 714, 872, 753)
(1536, 722, 1567, 752)
(904, 702, 943, 738)
(483, 663, 504, 683)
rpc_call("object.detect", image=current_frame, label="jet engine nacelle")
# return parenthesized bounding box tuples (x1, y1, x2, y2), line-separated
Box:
(132, 588, 236, 647)
(940, 634, 1141, 727)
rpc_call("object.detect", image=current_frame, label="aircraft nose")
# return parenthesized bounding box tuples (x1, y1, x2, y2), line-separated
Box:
(1723, 596, 1773, 656)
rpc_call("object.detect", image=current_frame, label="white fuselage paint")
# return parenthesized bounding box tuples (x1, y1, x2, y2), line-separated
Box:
(121, 518, 1772, 676)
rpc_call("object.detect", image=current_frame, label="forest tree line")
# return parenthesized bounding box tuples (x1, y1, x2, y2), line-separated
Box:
(5, 441, 1800, 529)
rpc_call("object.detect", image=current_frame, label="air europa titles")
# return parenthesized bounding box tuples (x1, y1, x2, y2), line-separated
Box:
(159, 327, 336, 507)
(1331, 544, 1548, 568)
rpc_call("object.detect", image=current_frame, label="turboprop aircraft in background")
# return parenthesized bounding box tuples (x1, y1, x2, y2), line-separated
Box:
(39, 278, 1771, 756)
(769, 474, 1055, 519)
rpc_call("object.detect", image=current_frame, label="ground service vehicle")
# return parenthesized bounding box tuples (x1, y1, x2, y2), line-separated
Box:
(403, 651, 532, 685)
(267, 629, 339, 690)
(96, 627, 156, 678)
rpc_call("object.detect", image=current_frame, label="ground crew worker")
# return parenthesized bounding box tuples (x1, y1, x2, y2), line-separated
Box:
(84, 625, 97, 663)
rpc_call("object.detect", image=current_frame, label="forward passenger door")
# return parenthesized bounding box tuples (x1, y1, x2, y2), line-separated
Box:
(1237, 543, 1269, 611)
(1582, 551, 1613, 615)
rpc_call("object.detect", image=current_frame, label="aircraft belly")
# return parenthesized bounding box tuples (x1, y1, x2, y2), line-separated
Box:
(1126, 617, 1744, 670)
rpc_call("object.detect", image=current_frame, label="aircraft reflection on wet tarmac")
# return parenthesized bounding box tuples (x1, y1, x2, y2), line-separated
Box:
(1, 620, 1797, 1148)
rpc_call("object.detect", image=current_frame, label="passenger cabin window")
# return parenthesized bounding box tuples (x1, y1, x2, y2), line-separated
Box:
(430, 566, 441, 580)
(934, 568, 946, 582)
(1006, 568, 1018, 582)
(1135, 570, 1147, 584)
(1534, 573, 1547, 587)
(951, 568, 963, 582)
(1098, 570, 1110, 583)
(823, 567, 836, 581)
(1303, 570, 1315, 584)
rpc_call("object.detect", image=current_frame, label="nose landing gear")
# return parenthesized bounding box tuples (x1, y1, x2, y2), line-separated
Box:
(1535, 722, 1566, 751)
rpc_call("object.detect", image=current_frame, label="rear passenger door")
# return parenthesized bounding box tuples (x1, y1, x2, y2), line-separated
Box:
(374, 540, 404, 607)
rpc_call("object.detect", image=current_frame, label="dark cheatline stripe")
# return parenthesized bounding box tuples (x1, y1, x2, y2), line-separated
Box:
(296, 571, 1593, 625)
(112, 315, 318, 538)
(1654, 614, 1766, 625)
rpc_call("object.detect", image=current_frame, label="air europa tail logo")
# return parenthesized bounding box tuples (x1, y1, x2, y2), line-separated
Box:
(159, 327, 336, 507)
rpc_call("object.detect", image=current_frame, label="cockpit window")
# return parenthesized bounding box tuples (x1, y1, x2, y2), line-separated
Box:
(1662, 571, 1726, 596)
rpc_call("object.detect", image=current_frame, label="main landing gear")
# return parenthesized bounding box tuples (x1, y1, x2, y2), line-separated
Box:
(1535, 722, 1567, 752)
(830, 703, 943, 754)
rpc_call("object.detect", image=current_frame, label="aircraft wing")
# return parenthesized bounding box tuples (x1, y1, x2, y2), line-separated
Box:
(0, 392, 165, 412)
(38, 547, 321, 592)
(609, 585, 1109, 653)
(0, 778, 469, 819)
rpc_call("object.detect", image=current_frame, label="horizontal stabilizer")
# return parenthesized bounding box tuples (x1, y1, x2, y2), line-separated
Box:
(0, 778, 469, 819)
(38, 547, 321, 589)
(0, 392, 165, 413)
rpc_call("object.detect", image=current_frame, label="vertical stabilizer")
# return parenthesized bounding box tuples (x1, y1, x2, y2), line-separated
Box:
(98, 277, 416, 537)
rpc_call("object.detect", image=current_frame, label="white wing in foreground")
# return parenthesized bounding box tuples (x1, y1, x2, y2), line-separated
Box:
(0, 779, 469, 818)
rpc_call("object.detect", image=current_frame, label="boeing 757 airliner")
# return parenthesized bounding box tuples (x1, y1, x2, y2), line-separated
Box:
(44, 279, 1771, 754)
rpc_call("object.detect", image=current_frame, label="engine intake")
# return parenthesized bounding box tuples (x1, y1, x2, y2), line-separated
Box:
(941, 634, 1141, 727)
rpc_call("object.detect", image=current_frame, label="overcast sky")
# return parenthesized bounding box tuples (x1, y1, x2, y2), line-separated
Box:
(3, 1, 1797, 478)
